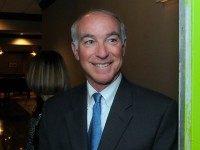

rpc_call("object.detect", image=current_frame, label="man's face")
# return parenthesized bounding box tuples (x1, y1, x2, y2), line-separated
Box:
(72, 12, 125, 91)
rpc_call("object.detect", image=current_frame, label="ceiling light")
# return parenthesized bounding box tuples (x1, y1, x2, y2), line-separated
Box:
(0, 48, 4, 55)
(0, 120, 3, 135)
(30, 51, 37, 56)
(11, 38, 32, 45)
(0, 50, 3, 55)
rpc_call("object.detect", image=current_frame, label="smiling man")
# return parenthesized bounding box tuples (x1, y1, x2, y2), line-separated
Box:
(39, 10, 178, 150)
(71, 11, 125, 91)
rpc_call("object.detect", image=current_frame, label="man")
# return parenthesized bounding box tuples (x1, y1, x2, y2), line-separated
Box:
(39, 10, 177, 150)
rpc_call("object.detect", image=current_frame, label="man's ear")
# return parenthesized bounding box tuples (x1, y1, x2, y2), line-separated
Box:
(71, 42, 79, 60)
(122, 40, 126, 56)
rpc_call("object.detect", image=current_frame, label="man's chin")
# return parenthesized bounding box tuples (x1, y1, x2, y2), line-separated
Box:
(87, 76, 112, 88)
(86, 72, 120, 88)
(94, 76, 116, 86)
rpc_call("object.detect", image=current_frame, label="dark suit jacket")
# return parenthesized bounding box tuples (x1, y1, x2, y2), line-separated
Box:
(39, 77, 178, 150)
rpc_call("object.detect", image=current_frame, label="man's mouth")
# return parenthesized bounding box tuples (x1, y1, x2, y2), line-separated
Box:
(93, 63, 111, 69)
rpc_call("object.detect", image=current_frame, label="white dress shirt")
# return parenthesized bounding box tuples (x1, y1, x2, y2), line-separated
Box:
(87, 73, 122, 132)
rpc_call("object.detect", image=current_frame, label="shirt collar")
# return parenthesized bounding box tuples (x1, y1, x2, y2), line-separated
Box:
(87, 73, 122, 105)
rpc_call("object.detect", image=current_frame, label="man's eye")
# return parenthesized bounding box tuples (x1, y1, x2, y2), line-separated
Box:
(109, 38, 117, 42)
(107, 38, 119, 44)
(84, 40, 95, 45)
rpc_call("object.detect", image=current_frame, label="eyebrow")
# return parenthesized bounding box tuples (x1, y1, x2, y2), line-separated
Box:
(106, 31, 120, 38)
(79, 31, 120, 41)
(79, 34, 95, 41)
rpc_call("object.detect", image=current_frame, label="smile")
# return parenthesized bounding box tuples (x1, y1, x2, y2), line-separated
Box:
(94, 63, 110, 68)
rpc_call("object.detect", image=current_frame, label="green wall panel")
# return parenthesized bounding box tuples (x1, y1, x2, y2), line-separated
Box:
(191, 0, 200, 148)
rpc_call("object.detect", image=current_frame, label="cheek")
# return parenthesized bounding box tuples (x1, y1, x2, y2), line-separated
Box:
(78, 46, 95, 61)
(113, 50, 124, 69)
(111, 48, 124, 60)
(78, 49, 89, 60)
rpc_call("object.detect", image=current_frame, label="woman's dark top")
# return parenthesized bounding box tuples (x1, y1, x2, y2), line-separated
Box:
(25, 96, 43, 150)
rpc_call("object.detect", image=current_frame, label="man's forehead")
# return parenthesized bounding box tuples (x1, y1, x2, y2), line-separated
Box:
(80, 11, 117, 22)
(76, 14, 119, 36)
(77, 12, 119, 28)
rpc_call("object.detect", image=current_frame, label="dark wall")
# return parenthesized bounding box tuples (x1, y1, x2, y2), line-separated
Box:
(0, 45, 38, 75)
(0, 53, 32, 75)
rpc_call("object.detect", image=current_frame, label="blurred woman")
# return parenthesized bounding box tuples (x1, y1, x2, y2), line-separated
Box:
(25, 50, 69, 150)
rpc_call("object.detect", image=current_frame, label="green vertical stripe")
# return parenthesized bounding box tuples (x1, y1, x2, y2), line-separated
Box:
(184, 0, 192, 148)
(191, 0, 200, 148)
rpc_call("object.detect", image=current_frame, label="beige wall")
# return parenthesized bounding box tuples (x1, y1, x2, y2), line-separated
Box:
(42, 0, 178, 99)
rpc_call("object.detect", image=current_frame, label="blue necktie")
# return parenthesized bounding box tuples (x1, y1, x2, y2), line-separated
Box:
(90, 93, 102, 150)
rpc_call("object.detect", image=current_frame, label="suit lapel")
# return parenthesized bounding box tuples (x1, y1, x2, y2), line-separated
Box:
(99, 78, 134, 150)
(64, 85, 88, 150)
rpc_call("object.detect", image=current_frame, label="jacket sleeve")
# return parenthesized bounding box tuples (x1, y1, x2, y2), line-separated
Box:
(152, 100, 178, 150)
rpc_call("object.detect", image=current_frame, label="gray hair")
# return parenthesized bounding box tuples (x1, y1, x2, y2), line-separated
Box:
(71, 9, 127, 47)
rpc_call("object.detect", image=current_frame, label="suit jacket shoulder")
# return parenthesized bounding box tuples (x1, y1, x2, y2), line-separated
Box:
(43, 83, 86, 114)
(101, 77, 178, 150)
(123, 77, 176, 104)
(39, 83, 87, 150)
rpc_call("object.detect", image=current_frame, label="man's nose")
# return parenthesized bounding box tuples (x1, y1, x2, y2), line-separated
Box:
(96, 43, 109, 59)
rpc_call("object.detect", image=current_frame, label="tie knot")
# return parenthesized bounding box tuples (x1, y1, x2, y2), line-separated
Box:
(93, 93, 102, 103)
